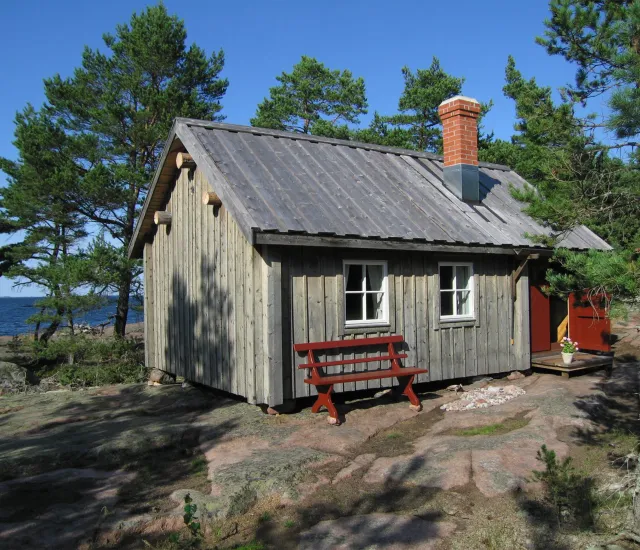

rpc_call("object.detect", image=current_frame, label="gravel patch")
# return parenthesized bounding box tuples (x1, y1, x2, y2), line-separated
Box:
(441, 385, 526, 411)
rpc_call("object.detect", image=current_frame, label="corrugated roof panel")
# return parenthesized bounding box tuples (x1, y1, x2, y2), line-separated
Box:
(130, 120, 612, 256)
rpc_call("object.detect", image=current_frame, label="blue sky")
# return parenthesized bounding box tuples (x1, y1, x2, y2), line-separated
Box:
(0, 0, 578, 296)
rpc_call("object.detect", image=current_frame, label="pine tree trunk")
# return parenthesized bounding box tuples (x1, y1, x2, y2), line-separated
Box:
(39, 317, 62, 344)
(33, 306, 45, 341)
(114, 273, 131, 337)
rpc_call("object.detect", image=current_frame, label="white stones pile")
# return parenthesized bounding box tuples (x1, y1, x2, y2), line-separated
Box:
(441, 384, 526, 411)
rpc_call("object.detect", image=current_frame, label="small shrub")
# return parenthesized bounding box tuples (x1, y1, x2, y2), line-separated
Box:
(190, 457, 208, 476)
(183, 493, 201, 538)
(532, 445, 594, 526)
(283, 519, 295, 528)
(34, 335, 147, 386)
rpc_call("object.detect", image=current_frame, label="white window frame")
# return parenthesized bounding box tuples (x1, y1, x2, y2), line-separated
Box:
(343, 260, 389, 327)
(439, 261, 475, 321)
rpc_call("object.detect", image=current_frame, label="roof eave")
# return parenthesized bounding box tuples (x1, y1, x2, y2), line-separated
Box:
(128, 121, 184, 259)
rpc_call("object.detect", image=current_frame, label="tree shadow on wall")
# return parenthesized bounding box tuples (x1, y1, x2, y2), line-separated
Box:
(166, 255, 234, 393)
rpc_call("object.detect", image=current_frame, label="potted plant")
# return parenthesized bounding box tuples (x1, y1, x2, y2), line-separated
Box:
(561, 337, 579, 365)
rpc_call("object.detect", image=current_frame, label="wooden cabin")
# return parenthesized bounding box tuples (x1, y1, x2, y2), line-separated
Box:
(128, 96, 612, 408)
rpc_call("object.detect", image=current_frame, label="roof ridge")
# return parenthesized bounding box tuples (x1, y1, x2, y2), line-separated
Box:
(175, 118, 512, 171)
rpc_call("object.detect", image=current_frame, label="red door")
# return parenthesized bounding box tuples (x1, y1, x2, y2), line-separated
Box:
(568, 292, 611, 352)
(530, 283, 551, 353)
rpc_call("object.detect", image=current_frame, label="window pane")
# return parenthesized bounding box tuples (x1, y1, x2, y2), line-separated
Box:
(366, 265, 384, 292)
(440, 266, 453, 290)
(366, 293, 385, 320)
(345, 264, 362, 291)
(441, 291, 454, 316)
(456, 265, 471, 290)
(346, 293, 363, 322)
(457, 290, 472, 316)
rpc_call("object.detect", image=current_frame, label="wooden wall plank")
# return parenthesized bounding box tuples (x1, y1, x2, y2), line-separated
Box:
(265, 245, 284, 406)
(464, 326, 476, 376)
(402, 255, 416, 386)
(143, 242, 155, 370)
(173, 171, 183, 377)
(253, 246, 265, 402)
(167, 187, 176, 376)
(228, 211, 237, 393)
(235, 221, 246, 398)
(201, 170, 212, 387)
(476, 258, 489, 376)
(290, 247, 307, 398)
(219, 206, 229, 391)
(441, 328, 453, 380)
(213, 202, 222, 388)
(453, 328, 465, 379)
(194, 170, 203, 383)
(159, 206, 167, 373)
(497, 257, 510, 373)
(279, 248, 292, 401)
(426, 257, 442, 381)
(245, 231, 256, 403)
(415, 255, 429, 383)
(514, 262, 530, 370)
(187, 170, 194, 381)
(487, 260, 500, 369)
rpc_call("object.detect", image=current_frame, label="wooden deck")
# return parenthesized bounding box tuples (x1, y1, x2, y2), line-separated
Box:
(531, 350, 613, 378)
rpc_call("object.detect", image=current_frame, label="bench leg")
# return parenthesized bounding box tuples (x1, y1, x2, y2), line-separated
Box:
(397, 375, 422, 412)
(311, 384, 340, 424)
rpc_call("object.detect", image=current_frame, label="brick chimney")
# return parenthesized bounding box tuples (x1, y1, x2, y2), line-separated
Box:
(438, 95, 481, 202)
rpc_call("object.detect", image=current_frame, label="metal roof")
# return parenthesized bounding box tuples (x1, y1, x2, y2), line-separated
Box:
(129, 119, 611, 258)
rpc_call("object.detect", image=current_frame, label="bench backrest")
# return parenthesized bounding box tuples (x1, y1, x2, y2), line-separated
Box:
(294, 335, 403, 353)
(294, 335, 406, 371)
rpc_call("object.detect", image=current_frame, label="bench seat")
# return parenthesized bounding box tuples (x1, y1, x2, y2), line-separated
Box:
(302, 367, 427, 386)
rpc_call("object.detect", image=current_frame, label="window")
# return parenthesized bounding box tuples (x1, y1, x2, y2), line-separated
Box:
(439, 262, 474, 320)
(344, 261, 388, 326)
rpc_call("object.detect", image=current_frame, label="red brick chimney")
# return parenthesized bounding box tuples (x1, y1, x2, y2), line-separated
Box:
(438, 95, 481, 201)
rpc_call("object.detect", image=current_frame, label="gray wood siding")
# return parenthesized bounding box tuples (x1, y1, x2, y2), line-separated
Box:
(147, 167, 271, 404)
(283, 247, 528, 400)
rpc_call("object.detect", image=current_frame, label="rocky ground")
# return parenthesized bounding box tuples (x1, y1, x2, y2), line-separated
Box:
(0, 318, 638, 549)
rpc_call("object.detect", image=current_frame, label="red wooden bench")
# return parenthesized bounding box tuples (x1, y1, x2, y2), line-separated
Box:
(294, 335, 428, 425)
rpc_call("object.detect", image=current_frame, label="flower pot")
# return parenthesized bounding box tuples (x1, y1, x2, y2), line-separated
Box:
(562, 352, 574, 365)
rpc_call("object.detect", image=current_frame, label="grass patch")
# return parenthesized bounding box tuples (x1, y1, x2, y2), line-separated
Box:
(234, 543, 265, 550)
(190, 457, 208, 476)
(451, 418, 529, 437)
(357, 405, 445, 457)
(258, 512, 271, 523)
(445, 412, 531, 437)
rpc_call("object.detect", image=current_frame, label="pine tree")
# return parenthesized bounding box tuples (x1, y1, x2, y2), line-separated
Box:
(42, 4, 228, 336)
(481, 54, 640, 305)
(0, 108, 102, 341)
(358, 58, 492, 153)
(382, 58, 464, 152)
(251, 56, 368, 135)
(538, 0, 640, 157)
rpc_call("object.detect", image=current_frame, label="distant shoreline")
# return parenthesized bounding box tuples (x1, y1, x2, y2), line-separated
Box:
(0, 321, 145, 344)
